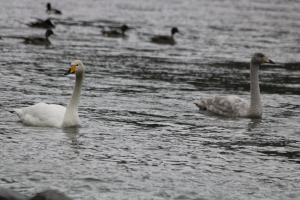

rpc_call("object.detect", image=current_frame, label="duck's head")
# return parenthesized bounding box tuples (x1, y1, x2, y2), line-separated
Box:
(171, 27, 179, 36)
(45, 29, 54, 38)
(251, 53, 275, 65)
(65, 60, 84, 75)
(46, 3, 51, 10)
(121, 24, 129, 33)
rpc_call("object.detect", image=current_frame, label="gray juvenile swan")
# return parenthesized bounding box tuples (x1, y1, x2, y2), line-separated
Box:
(194, 53, 274, 118)
(15, 60, 85, 128)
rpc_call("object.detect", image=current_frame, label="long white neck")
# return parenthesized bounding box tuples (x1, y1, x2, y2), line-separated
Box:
(248, 62, 262, 117)
(63, 65, 84, 127)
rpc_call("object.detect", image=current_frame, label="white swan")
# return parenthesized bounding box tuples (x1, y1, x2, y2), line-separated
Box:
(194, 53, 274, 118)
(15, 60, 85, 127)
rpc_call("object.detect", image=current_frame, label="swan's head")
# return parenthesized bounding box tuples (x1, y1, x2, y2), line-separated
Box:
(171, 27, 179, 36)
(64, 60, 84, 75)
(251, 53, 275, 65)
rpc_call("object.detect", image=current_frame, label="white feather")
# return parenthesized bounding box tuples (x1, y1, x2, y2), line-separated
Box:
(15, 103, 66, 127)
(15, 60, 85, 128)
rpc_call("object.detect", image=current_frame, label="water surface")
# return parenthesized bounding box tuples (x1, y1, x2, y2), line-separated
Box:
(0, 0, 300, 199)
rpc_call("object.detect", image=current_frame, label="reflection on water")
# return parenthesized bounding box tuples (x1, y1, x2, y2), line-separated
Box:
(0, 0, 299, 200)
(247, 118, 262, 131)
(63, 127, 80, 135)
(64, 127, 80, 144)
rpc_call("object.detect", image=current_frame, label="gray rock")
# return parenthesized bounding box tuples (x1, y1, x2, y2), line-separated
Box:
(0, 188, 28, 200)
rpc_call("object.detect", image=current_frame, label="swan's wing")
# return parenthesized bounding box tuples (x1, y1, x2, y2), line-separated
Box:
(195, 95, 249, 117)
(15, 102, 66, 127)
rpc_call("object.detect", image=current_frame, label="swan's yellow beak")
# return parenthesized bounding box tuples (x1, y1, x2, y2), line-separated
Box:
(64, 65, 77, 75)
(263, 56, 275, 64)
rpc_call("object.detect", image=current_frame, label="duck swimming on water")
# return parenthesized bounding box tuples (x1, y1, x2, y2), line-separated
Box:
(23, 29, 54, 46)
(28, 18, 55, 29)
(150, 27, 179, 45)
(194, 53, 275, 118)
(46, 2, 62, 15)
(102, 24, 129, 38)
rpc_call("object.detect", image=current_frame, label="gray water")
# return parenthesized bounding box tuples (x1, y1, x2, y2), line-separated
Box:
(0, 0, 300, 199)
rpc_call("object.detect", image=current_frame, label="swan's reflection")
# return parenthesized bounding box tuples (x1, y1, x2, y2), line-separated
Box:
(63, 127, 81, 151)
(247, 118, 262, 131)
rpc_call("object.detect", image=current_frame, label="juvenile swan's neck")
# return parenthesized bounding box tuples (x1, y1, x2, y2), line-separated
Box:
(248, 63, 262, 117)
(63, 66, 84, 126)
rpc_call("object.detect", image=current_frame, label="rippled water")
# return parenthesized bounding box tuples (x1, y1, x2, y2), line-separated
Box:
(0, 0, 300, 199)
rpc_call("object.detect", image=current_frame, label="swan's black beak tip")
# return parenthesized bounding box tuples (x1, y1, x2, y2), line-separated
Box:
(64, 69, 70, 75)
(268, 59, 275, 64)
(64, 65, 77, 75)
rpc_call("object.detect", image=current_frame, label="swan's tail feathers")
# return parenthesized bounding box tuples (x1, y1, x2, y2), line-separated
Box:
(194, 99, 207, 110)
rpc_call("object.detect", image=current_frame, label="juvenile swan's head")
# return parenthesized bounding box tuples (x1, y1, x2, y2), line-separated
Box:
(251, 53, 275, 65)
(64, 60, 84, 75)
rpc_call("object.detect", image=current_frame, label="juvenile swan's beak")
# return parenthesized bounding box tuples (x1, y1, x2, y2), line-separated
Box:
(64, 65, 77, 75)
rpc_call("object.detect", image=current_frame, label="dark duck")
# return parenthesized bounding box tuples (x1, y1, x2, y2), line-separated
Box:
(23, 29, 54, 46)
(28, 18, 55, 29)
(102, 24, 129, 38)
(150, 27, 179, 45)
(46, 3, 62, 15)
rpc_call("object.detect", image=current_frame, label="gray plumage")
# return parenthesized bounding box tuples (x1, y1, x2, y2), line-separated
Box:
(195, 53, 275, 118)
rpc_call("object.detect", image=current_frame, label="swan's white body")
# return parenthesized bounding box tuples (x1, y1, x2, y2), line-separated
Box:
(195, 53, 273, 118)
(15, 103, 66, 127)
(15, 60, 85, 128)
